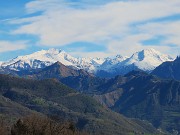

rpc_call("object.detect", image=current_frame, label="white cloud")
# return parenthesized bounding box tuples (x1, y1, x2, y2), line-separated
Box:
(138, 21, 180, 45)
(0, 40, 26, 53)
(9, 0, 180, 56)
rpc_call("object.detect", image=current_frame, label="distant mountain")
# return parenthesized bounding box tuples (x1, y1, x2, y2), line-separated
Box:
(1, 48, 104, 73)
(0, 48, 173, 78)
(94, 71, 180, 134)
(96, 48, 174, 77)
(124, 48, 173, 71)
(0, 74, 159, 135)
(152, 56, 180, 80)
(98, 55, 128, 71)
(96, 55, 128, 78)
(24, 61, 106, 94)
(27, 61, 93, 79)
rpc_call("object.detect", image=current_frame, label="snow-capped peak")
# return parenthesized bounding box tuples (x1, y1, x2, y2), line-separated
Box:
(130, 48, 173, 62)
(2, 48, 76, 69)
(125, 48, 174, 71)
(98, 54, 127, 71)
(95, 48, 174, 77)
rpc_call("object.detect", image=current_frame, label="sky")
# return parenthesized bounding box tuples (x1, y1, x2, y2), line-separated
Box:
(0, 0, 180, 61)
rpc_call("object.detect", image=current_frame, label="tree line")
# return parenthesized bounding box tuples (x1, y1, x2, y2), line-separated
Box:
(0, 115, 87, 135)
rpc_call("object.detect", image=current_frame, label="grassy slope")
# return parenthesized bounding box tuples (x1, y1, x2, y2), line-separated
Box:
(0, 74, 160, 135)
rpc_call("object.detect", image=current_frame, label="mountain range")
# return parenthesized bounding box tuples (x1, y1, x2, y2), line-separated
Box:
(25, 60, 180, 133)
(13, 59, 179, 134)
(0, 48, 173, 77)
(0, 48, 179, 134)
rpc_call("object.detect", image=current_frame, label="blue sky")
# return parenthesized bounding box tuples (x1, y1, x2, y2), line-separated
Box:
(0, 0, 180, 61)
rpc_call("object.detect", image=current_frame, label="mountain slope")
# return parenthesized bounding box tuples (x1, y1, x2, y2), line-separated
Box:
(0, 74, 160, 135)
(0, 95, 37, 121)
(152, 56, 180, 80)
(23, 62, 106, 94)
(94, 71, 180, 134)
(27, 61, 93, 80)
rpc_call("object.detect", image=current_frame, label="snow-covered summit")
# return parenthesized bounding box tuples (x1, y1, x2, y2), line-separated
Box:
(129, 48, 172, 62)
(99, 54, 128, 71)
(2, 48, 76, 70)
(96, 48, 174, 77)
(124, 48, 174, 71)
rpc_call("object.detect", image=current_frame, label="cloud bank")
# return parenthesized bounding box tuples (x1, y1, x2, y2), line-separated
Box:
(0, 40, 26, 53)
(2, 0, 180, 57)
